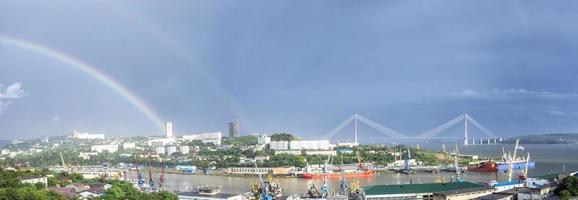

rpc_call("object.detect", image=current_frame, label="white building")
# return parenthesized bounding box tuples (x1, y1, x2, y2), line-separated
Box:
(166, 122, 174, 138)
(147, 137, 176, 147)
(20, 176, 48, 188)
(179, 146, 190, 154)
(122, 142, 136, 149)
(1, 149, 9, 155)
(182, 132, 222, 145)
(258, 134, 271, 144)
(274, 150, 301, 155)
(269, 141, 289, 150)
(155, 146, 166, 155)
(304, 150, 337, 156)
(91, 145, 118, 153)
(72, 130, 105, 140)
(78, 152, 98, 160)
(167, 146, 177, 155)
(290, 140, 331, 150)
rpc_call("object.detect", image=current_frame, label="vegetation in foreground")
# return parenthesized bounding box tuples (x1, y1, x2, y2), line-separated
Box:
(0, 168, 177, 200)
(555, 175, 578, 200)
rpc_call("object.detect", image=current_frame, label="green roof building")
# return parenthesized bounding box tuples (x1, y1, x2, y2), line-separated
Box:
(363, 182, 485, 200)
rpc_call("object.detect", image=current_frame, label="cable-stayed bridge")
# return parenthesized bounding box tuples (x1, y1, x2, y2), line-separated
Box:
(321, 113, 502, 145)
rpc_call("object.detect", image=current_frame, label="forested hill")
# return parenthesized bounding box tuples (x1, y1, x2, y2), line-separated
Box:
(503, 133, 578, 144)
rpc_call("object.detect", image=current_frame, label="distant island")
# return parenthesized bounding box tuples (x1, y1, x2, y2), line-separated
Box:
(503, 133, 578, 144)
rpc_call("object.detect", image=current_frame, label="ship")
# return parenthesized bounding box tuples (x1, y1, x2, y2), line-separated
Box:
(496, 139, 535, 171)
(467, 161, 498, 172)
(300, 170, 374, 179)
(300, 154, 374, 179)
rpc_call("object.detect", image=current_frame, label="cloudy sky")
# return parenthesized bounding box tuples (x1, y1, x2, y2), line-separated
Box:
(1, 1, 578, 141)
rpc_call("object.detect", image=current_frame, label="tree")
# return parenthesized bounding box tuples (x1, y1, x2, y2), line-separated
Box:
(34, 182, 46, 190)
(271, 133, 299, 141)
(559, 190, 572, 200)
(556, 176, 578, 199)
(103, 185, 126, 199)
(47, 177, 58, 187)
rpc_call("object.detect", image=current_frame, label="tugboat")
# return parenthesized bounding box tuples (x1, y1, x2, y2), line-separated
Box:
(196, 185, 221, 196)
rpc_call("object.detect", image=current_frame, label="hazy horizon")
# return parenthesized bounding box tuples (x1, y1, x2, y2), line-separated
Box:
(3, 1, 578, 141)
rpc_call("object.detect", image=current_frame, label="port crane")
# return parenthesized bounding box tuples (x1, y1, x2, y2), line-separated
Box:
(134, 156, 145, 188)
(147, 152, 155, 190)
(453, 144, 463, 182)
(159, 158, 166, 190)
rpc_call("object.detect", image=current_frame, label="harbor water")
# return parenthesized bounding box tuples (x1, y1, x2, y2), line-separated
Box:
(129, 144, 578, 195)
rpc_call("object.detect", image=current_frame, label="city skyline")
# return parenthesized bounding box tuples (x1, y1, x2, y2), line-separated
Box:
(3, 1, 578, 139)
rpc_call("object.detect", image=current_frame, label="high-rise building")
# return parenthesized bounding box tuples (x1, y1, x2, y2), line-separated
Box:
(165, 122, 173, 138)
(228, 118, 240, 138)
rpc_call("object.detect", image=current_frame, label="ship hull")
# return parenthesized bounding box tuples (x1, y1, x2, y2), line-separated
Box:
(300, 171, 374, 179)
(468, 162, 498, 172)
(497, 161, 535, 170)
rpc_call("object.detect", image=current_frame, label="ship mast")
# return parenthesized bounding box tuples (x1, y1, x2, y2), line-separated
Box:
(513, 139, 520, 161)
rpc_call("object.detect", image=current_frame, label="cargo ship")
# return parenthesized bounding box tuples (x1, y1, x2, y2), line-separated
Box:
(496, 139, 535, 171)
(467, 161, 498, 172)
(497, 160, 535, 170)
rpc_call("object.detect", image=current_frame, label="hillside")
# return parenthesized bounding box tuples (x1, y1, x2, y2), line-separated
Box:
(503, 133, 578, 144)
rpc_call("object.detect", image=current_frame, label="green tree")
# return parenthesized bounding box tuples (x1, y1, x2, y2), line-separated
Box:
(556, 176, 578, 198)
(34, 182, 46, 190)
(270, 133, 299, 141)
(104, 185, 126, 199)
(47, 177, 58, 187)
(559, 190, 572, 200)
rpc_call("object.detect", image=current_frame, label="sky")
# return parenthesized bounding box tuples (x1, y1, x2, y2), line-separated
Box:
(1, 1, 578, 141)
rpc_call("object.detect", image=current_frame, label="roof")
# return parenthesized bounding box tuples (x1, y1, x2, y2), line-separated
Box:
(178, 192, 239, 199)
(492, 181, 523, 187)
(473, 193, 514, 200)
(50, 187, 76, 199)
(434, 187, 495, 196)
(363, 182, 484, 196)
(533, 173, 561, 181)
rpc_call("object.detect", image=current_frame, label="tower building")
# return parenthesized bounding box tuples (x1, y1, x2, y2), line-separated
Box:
(165, 122, 173, 138)
(228, 118, 240, 138)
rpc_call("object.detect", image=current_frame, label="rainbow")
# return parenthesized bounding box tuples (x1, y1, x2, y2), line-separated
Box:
(0, 35, 165, 131)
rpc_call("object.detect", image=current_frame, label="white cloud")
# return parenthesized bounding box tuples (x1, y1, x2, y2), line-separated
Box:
(0, 82, 25, 115)
(450, 88, 578, 101)
(0, 82, 25, 99)
(52, 116, 61, 121)
(545, 110, 578, 117)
